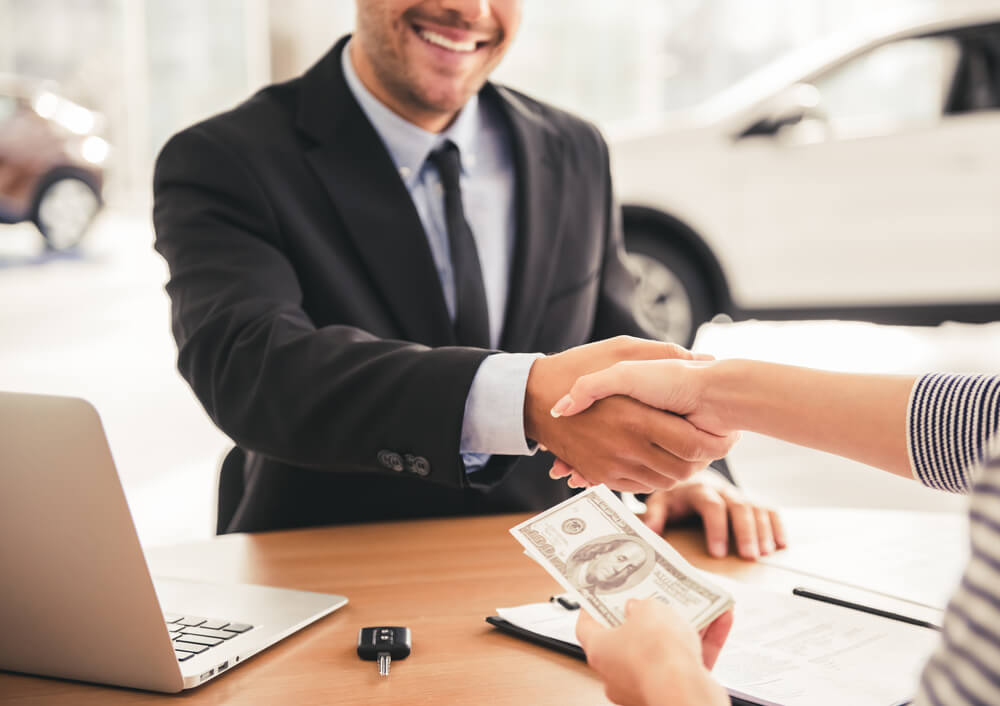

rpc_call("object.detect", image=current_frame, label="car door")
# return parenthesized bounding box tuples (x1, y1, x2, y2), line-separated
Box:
(728, 29, 1000, 310)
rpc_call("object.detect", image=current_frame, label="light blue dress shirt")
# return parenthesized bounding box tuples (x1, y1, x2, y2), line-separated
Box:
(342, 43, 539, 472)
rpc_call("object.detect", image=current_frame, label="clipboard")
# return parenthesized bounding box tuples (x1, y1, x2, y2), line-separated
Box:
(485, 615, 585, 659)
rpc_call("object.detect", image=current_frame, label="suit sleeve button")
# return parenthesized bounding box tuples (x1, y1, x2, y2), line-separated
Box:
(411, 456, 430, 477)
(378, 450, 404, 472)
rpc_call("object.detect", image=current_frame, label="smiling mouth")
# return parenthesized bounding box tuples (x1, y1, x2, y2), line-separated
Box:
(412, 23, 490, 54)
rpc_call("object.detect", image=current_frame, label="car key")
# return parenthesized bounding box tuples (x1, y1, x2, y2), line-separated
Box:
(357, 626, 411, 676)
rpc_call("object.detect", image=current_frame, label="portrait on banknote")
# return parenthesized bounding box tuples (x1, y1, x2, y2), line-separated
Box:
(511, 485, 734, 628)
(565, 535, 654, 594)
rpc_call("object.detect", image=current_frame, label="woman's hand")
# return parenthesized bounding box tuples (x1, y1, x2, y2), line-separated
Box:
(547, 359, 740, 493)
(550, 358, 732, 436)
(576, 598, 732, 706)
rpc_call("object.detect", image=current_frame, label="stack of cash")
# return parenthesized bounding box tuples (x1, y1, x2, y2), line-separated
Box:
(510, 485, 733, 630)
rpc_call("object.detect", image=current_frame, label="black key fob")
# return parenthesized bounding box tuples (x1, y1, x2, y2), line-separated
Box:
(357, 626, 411, 676)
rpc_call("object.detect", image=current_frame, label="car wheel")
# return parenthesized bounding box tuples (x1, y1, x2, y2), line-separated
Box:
(624, 226, 714, 347)
(32, 176, 101, 251)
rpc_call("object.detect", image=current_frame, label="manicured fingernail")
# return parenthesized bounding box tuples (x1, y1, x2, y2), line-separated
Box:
(710, 541, 726, 557)
(550, 395, 573, 418)
(742, 543, 759, 559)
(762, 540, 776, 554)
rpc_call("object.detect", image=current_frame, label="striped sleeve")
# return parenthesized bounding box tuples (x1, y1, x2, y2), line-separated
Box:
(907, 374, 1000, 493)
(913, 436, 1000, 706)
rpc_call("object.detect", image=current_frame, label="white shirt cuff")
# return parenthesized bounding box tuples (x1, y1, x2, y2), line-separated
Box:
(461, 352, 543, 458)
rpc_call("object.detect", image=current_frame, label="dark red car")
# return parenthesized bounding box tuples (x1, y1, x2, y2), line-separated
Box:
(0, 77, 106, 251)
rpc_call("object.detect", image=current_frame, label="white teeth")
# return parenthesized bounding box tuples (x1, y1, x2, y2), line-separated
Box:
(418, 29, 477, 53)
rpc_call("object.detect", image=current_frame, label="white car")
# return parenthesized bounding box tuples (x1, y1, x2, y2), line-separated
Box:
(611, 1, 1000, 344)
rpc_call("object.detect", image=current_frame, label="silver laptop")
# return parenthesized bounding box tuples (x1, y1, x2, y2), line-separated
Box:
(0, 391, 348, 692)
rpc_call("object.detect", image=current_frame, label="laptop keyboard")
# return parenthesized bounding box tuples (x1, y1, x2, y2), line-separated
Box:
(164, 613, 254, 662)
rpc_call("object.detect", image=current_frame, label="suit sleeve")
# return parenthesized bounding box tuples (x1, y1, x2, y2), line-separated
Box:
(588, 128, 652, 341)
(152, 125, 491, 488)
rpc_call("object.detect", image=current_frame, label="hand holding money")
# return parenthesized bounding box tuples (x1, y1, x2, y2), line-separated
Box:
(510, 485, 733, 630)
(575, 599, 733, 706)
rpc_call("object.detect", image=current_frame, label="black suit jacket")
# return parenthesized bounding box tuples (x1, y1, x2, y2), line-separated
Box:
(153, 37, 649, 532)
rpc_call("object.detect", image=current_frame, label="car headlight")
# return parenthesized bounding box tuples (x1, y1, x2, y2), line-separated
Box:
(31, 91, 59, 119)
(33, 90, 98, 135)
(80, 135, 110, 165)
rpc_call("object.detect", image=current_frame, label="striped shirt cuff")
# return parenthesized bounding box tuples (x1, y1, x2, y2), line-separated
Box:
(907, 373, 1000, 494)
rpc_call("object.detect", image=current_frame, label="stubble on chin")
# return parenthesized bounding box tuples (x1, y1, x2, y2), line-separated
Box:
(357, 6, 510, 122)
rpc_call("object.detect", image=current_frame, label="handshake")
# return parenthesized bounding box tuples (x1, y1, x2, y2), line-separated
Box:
(525, 336, 736, 494)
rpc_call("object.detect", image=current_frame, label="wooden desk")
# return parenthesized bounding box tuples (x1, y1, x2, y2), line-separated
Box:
(0, 508, 963, 705)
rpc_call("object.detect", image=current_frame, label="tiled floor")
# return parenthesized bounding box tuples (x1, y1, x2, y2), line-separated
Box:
(1, 211, 995, 547)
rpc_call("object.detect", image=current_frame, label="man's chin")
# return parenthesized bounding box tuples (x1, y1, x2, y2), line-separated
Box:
(413, 73, 489, 109)
(422, 88, 479, 113)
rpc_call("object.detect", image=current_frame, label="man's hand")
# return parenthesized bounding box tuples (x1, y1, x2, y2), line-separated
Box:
(549, 465, 787, 560)
(640, 471, 786, 560)
(525, 337, 736, 493)
(576, 599, 732, 706)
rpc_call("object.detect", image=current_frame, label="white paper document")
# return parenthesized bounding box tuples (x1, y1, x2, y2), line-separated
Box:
(496, 601, 581, 646)
(758, 509, 968, 611)
(711, 576, 938, 706)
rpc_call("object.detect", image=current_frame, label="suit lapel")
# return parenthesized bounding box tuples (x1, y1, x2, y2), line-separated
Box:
(297, 38, 455, 347)
(489, 86, 566, 352)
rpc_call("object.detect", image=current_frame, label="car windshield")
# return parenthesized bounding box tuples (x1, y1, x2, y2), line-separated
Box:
(693, 36, 863, 123)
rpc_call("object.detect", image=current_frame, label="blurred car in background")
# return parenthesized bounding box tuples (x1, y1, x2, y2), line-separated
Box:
(0, 76, 108, 251)
(612, 2, 1000, 345)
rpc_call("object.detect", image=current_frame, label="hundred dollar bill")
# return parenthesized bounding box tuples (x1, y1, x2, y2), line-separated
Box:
(510, 485, 733, 630)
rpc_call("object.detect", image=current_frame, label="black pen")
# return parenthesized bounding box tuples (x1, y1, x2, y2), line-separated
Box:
(549, 595, 580, 611)
(792, 587, 941, 631)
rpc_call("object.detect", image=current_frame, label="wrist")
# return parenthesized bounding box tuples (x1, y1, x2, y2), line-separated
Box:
(463, 353, 543, 456)
(681, 672, 729, 706)
(700, 358, 754, 432)
(523, 355, 552, 443)
(640, 657, 726, 706)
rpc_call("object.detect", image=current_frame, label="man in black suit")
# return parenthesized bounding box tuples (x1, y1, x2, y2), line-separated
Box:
(153, 0, 783, 559)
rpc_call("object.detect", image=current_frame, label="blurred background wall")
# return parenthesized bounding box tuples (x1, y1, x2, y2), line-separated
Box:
(0, 0, 939, 210)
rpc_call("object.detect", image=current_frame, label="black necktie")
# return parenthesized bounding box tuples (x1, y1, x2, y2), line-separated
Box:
(428, 141, 491, 348)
